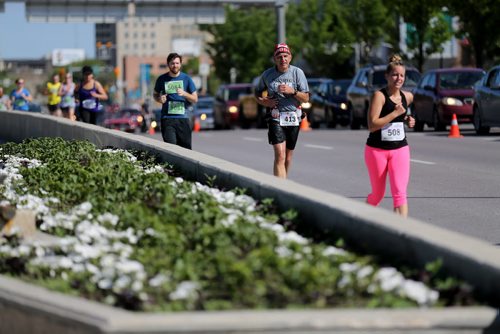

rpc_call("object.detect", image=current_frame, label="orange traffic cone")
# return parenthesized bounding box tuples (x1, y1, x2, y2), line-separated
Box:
(300, 114, 311, 132)
(448, 113, 463, 138)
(193, 118, 201, 132)
(148, 124, 155, 135)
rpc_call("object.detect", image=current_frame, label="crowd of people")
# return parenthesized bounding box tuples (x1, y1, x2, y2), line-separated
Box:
(1, 49, 415, 218)
(0, 65, 108, 125)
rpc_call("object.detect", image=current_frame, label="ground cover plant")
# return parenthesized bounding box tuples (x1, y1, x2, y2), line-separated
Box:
(0, 137, 476, 311)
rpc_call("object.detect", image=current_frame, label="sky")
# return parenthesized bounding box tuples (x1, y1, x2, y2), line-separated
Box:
(0, 2, 95, 60)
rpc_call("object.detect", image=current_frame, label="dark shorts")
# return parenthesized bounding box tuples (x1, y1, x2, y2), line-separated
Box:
(48, 103, 59, 112)
(267, 121, 300, 150)
(161, 117, 192, 150)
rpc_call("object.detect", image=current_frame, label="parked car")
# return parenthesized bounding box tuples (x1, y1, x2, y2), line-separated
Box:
(472, 65, 500, 135)
(236, 75, 269, 129)
(412, 68, 485, 131)
(301, 77, 329, 117)
(28, 102, 42, 112)
(103, 108, 147, 133)
(192, 96, 215, 130)
(346, 64, 421, 129)
(213, 83, 253, 129)
(309, 79, 351, 128)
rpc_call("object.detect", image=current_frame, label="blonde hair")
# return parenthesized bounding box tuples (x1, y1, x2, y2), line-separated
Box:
(386, 54, 404, 74)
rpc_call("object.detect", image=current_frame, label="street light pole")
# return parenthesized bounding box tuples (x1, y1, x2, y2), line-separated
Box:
(275, 0, 287, 44)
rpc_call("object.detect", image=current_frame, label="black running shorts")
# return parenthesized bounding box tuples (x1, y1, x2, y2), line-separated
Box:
(267, 121, 300, 150)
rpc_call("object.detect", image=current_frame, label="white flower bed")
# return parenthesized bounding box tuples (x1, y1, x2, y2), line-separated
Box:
(0, 146, 439, 309)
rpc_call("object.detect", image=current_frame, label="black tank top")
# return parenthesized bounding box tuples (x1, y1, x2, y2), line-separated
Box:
(366, 88, 408, 150)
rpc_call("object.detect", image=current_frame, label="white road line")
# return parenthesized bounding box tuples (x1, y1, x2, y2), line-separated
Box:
(410, 159, 436, 165)
(243, 137, 264, 142)
(304, 144, 333, 150)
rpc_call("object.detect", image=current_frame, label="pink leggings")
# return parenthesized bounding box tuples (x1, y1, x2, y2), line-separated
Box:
(364, 145, 410, 208)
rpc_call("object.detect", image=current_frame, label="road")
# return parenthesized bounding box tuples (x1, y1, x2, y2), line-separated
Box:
(147, 124, 500, 245)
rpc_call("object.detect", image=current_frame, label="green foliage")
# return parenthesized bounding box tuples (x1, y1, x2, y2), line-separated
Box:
(341, 0, 392, 65)
(200, 5, 276, 83)
(447, 0, 500, 68)
(287, 0, 356, 78)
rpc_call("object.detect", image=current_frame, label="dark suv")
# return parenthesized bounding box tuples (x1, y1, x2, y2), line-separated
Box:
(346, 64, 421, 129)
(309, 79, 351, 128)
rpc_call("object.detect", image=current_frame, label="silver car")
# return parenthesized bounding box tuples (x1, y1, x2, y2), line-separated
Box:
(473, 65, 500, 135)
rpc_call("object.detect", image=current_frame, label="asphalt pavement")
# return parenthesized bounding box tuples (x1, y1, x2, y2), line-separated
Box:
(147, 124, 500, 245)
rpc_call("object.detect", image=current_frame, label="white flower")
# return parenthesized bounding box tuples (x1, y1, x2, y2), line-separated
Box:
(322, 246, 347, 257)
(169, 281, 199, 300)
(357, 266, 374, 279)
(114, 275, 132, 290)
(340, 263, 360, 273)
(98, 278, 113, 290)
(149, 274, 169, 287)
(131, 280, 143, 292)
(100, 255, 117, 268)
(97, 213, 119, 226)
(74, 202, 92, 216)
(116, 260, 144, 274)
(275, 246, 292, 257)
(401, 280, 439, 306)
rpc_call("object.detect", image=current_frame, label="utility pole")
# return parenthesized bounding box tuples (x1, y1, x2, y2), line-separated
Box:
(275, 0, 288, 44)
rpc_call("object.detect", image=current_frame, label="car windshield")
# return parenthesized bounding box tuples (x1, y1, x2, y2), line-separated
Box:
(439, 72, 484, 89)
(372, 69, 421, 88)
(308, 80, 323, 94)
(197, 100, 213, 109)
(227, 87, 252, 100)
(329, 80, 350, 95)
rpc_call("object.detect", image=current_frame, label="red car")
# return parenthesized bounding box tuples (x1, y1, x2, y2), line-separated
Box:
(213, 83, 253, 129)
(412, 68, 485, 131)
(103, 108, 147, 133)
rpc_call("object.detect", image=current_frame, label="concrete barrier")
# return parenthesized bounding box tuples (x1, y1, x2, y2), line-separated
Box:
(0, 110, 499, 333)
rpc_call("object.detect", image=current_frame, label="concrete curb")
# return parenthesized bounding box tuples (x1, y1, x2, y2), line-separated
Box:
(0, 110, 499, 333)
(0, 275, 498, 334)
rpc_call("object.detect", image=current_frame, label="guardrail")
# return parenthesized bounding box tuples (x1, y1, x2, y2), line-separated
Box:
(0, 110, 499, 333)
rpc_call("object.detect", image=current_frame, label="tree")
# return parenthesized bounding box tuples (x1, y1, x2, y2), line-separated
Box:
(342, 0, 393, 65)
(286, 0, 355, 78)
(448, 0, 500, 69)
(394, 0, 452, 72)
(200, 5, 276, 83)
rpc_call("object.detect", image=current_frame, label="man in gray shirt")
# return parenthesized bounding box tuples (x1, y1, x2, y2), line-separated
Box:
(255, 43, 309, 178)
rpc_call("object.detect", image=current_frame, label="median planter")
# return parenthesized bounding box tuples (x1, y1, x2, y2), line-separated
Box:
(0, 111, 499, 333)
(0, 137, 461, 312)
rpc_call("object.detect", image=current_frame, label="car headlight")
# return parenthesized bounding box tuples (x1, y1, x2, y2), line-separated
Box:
(301, 102, 312, 109)
(137, 115, 143, 123)
(441, 97, 463, 106)
(340, 102, 348, 110)
(200, 113, 207, 121)
(228, 106, 238, 113)
(151, 120, 157, 128)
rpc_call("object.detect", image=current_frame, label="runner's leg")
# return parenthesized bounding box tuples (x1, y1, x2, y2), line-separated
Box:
(273, 142, 287, 178)
(388, 146, 410, 217)
(364, 145, 389, 206)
